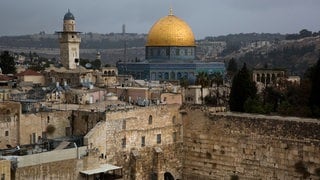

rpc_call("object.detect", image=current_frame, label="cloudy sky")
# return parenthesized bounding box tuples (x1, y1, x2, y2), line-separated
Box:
(0, 0, 319, 39)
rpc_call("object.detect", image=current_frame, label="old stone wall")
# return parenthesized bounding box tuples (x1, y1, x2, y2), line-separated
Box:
(0, 159, 11, 180)
(15, 158, 82, 180)
(0, 102, 20, 148)
(19, 110, 72, 145)
(72, 110, 104, 136)
(85, 104, 183, 180)
(182, 109, 320, 179)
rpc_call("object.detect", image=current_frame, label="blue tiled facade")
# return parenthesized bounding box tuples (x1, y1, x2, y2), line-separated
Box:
(117, 60, 225, 83)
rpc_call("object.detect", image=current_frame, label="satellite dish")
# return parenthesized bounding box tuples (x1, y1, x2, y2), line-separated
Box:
(85, 63, 92, 69)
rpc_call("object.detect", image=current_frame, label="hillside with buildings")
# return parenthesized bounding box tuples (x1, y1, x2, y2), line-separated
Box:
(1, 31, 320, 75)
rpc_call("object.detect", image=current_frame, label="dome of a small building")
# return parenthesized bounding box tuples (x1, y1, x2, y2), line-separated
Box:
(64, 9, 75, 20)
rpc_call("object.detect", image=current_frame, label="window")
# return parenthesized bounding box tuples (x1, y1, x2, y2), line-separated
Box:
(175, 49, 180, 56)
(157, 134, 161, 144)
(47, 116, 50, 123)
(42, 132, 47, 139)
(166, 48, 170, 56)
(122, 120, 126, 130)
(141, 136, 145, 147)
(121, 137, 126, 148)
(172, 116, 176, 124)
(5, 131, 8, 136)
(31, 133, 36, 144)
(173, 132, 177, 142)
(148, 115, 153, 124)
(1, 173, 4, 180)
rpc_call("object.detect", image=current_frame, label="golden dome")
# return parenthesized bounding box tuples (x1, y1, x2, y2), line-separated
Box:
(146, 9, 195, 47)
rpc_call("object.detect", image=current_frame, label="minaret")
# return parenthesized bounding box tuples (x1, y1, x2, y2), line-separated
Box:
(57, 9, 81, 70)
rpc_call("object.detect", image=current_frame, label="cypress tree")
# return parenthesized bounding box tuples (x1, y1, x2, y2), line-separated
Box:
(229, 63, 257, 112)
(310, 57, 320, 117)
(0, 51, 16, 74)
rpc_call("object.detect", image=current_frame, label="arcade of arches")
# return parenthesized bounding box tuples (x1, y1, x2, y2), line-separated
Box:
(252, 69, 285, 85)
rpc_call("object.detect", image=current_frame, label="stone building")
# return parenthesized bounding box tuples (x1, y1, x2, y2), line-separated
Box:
(84, 104, 183, 179)
(15, 69, 45, 86)
(65, 88, 106, 104)
(0, 101, 73, 148)
(95, 67, 118, 87)
(44, 65, 94, 88)
(252, 69, 286, 92)
(19, 110, 72, 145)
(0, 102, 20, 149)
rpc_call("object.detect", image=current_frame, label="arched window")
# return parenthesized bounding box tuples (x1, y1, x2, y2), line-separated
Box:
(164, 72, 169, 80)
(170, 72, 175, 80)
(172, 116, 176, 124)
(175, 49, 180, 56)
(256, 74, 261, 82)
(177, 72, 182, 79)
(148, 115, 152, 124)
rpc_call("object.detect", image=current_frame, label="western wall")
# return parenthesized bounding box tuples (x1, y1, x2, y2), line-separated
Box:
(182, 107, 320, 179)
(9, 104, 320, 179)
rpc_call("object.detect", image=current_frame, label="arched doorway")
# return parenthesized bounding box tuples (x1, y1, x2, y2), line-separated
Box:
(164, 172, 174, 180)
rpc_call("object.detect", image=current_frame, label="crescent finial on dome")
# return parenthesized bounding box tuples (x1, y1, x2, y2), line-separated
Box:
(169, 7, 174, 16)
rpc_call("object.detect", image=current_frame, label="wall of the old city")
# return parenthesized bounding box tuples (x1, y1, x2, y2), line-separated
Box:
(182, 109, 320, 179)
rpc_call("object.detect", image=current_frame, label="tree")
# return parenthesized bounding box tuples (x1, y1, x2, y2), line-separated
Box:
(195, 72, 210, 88)
(79, 58, 90, 67)
(226, 58, 238, 78)
(179, 77, 189, 89)
(196, 72, 210, 104)
(229, 63, 257, 112)
(0, 51, 16, 74)
(210, 72, 223, 87)
(91, 59, 101, 69)
(244, 97, 269, 114)
(299, 29, 312, 38)
(309, 57, 320, 117)
(263, 87, 283, 112)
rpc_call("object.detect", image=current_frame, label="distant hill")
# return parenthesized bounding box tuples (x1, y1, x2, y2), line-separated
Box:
(204, 33, 286, 56)
(233, 36, 320, 76)
(0, 32, 147, 49)
(1, 32, 319, 75)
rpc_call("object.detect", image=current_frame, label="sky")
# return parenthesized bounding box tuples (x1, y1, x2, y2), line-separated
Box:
(0, 0, 320, 39)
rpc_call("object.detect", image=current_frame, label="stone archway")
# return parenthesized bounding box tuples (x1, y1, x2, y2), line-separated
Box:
(164, 172, 174, 180)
